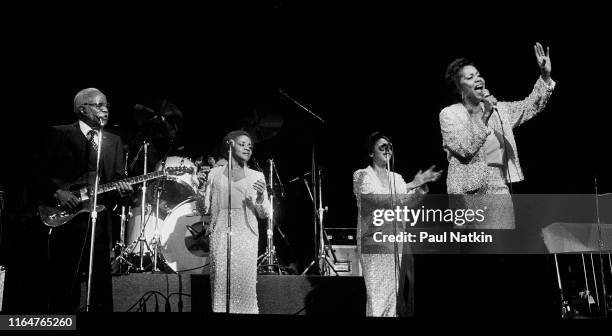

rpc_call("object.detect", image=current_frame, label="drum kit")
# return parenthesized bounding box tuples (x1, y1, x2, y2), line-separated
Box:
(111, 153, 210, 274)
(110, 100, 212, 275)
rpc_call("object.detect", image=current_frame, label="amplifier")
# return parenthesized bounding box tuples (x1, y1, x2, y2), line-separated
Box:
(324, 228, 360, 276)
(329, 245, 361, 276)
(324, 228, 357, 245)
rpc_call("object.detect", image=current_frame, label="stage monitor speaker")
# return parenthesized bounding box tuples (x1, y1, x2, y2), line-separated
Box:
(81, 273, 193, 312)
(191, 274, 366, 315)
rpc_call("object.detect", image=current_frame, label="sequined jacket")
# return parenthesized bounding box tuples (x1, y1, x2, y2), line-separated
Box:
(439, 77, 555, 193)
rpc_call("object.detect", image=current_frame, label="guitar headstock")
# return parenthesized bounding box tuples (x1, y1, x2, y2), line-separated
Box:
(165, 166, 195, 175)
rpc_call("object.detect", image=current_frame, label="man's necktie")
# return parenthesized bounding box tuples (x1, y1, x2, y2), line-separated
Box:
(87, 130, 98, 153)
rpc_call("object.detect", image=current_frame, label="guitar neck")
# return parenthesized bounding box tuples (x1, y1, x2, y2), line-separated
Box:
(95, 171, 166, 195)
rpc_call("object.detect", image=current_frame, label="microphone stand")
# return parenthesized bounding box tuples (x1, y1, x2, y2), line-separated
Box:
(385, 151, 400, 317)
(137, 142, 150, 271)
(594, 177, 608, 317)
(85, 125, 104, 312)
(226, 145, 233, 314)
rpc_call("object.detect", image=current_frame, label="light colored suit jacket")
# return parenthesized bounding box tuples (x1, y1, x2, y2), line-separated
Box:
(440, 77, 555, 193)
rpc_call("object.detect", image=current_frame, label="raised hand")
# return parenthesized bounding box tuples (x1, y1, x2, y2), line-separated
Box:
(534, 42, 552, 83)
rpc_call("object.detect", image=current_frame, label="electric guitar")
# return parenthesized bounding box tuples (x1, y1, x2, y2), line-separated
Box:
(39, 166, 193, 228)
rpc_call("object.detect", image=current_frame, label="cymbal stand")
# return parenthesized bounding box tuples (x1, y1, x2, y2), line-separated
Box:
(301, 169, 338, 276)
(151, 184, 163, 272)
(111, 150, 134, 273)
(150, 157, 169, 273)
(132, 141, 154, 272)
(257, 158, 281, 274)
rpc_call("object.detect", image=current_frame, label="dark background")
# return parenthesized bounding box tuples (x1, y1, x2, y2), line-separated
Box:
(1, 2, 610, 317)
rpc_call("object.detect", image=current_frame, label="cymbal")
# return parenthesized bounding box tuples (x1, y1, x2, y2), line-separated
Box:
(133, 100, 183, 139)
(240, 108, 283, 143)
(160, 99, 183, 125)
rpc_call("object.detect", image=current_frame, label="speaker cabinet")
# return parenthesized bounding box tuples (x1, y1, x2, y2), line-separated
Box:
(191, 274, 366, 315)
(103, 274, 366, 315)
(81, 273, 193, 312)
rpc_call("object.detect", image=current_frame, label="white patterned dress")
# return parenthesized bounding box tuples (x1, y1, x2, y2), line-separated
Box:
(353, 166, 423, 317)
(201, 166, 270, 313)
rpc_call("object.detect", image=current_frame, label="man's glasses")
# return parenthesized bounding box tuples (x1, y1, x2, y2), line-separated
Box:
(82, 103, 111, 109)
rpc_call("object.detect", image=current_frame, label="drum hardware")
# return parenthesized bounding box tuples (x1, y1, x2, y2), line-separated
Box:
(301, 168, 338, 276)
(257, 158, 285, 275)
(114, 155, 201, 274)
(136, 141, 152, 272)
(279, 89, 331, 276)
(112, 150, 133, 274)
(151, 181, 165, 272)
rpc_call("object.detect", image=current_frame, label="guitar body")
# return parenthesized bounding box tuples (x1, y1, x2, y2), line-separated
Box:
(39, 179, 106, 227)
(39, 203, 106, 228)
(38, 166, 192, 228)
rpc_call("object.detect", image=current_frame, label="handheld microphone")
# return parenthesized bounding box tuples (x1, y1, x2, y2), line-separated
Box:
(482, 89, 497, 111)
(381, 143, 393, 158)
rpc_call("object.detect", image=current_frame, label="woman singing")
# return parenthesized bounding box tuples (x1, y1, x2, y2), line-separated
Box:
(200, 130, 270, 313)
(353, 132, 441, 317)
(439, 42, 555, 229)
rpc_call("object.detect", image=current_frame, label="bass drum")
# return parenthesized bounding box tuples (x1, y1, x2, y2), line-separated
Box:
(158, 200, 210, 274)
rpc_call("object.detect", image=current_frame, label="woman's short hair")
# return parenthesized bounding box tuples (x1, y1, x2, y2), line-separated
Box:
(445, 58, 475, 96)
(366, 131, 391, 154)
(221, 129, 253, 158)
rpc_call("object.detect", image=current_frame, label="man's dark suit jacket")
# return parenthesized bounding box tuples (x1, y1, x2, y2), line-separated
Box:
(37, 121, 125, 205)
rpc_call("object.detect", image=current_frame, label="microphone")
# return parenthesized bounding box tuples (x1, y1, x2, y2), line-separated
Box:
(226, 139, 235, 146)
(482, 89, 497, 111)
(97, 116, 107, 127)
(289, 171, 311, 183)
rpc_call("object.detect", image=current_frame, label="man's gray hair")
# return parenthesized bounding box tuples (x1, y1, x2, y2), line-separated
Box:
(73, 88, 103, 114)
